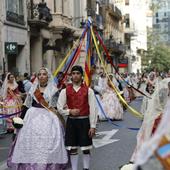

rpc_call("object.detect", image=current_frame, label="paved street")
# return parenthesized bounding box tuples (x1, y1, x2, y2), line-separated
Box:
(90, 97, 142, 170)
(0, 133, 12, 170)
(0, 97, 142, 170)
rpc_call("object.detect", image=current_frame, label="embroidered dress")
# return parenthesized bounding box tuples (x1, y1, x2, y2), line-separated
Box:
(0, 73, 22, 131)
(7, 106, 68, 170)
(131, 78, 170, 162)
(3, 88, 22, 130)
(7, 68, 68, 170)
(134, 97, 170, 169)
(102, 86, 123, 120)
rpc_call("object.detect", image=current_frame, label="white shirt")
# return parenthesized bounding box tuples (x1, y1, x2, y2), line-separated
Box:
(94, 77, 107, 94)
(57, 84, 98, 128)
(23, 80, 32, 93)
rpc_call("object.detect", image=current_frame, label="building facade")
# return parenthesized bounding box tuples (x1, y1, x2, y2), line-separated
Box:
(85, 0, 126, 73)
(101, 1, 126, 73)
(115, 0, 149, 73)
(0, 0, 30, 75)
(152, 0, 170, 44)
(28, 0, 87, 73)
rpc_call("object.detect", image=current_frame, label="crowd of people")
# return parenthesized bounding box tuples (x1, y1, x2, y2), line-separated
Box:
(120, 71, 170, 170)
(1, 66, 170, 170)
(0, 66, 97, 170)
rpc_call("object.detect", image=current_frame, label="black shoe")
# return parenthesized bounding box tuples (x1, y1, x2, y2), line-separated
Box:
(83, 169, 89, 170)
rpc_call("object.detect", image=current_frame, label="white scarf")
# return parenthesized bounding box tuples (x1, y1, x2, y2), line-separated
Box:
(24, 68, 58, 108)
(0, 73, 18, 99)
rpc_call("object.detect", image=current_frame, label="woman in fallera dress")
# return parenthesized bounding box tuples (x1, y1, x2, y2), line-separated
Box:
(131, 77, 170, 163)
(7, 68, 68, 170)
(102, 75, 124, 120)
(0, 73, 22, 132)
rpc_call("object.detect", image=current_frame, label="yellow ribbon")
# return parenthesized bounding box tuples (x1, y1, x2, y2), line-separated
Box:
(53, 45, 75, 77)
(0, 104, 22, 109)
(91, 26, 143, 119)
(53, 31, 84, 76)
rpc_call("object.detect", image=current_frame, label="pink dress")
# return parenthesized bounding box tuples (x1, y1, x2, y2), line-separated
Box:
(102, 86, 123, 120)
(3, 87, 22, 130)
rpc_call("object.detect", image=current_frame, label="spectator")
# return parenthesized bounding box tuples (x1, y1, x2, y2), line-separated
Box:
(23, 73, 32, 93)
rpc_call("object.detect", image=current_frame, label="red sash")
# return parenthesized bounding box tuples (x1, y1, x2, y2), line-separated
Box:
(34, 88, 65, 128)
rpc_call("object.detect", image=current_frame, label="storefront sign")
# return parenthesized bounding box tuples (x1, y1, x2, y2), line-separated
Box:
(5, 42, 18, 54)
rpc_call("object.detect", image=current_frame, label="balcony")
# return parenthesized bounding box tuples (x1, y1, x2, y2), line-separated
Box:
(49, 14, 76, 40)
(118, 58, 128, 68)
(124, 27, 135, 35)
(107, 4, 122, 20)
(28, 1, 52, 28)
(50, 14, 72, 32)
(105, 39, 126, 54)
(6, 11, 25, 25)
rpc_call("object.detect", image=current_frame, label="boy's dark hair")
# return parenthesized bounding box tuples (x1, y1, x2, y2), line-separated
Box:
(24, 73, 29, 79)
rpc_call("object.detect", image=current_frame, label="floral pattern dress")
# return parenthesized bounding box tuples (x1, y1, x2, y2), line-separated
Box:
(3, 87, 22, 130)
(102, 86, 123, 120)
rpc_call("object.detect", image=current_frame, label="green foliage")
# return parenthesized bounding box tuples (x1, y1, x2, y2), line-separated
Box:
(141, 1, 170, 72)
(142, 44, 170, 72)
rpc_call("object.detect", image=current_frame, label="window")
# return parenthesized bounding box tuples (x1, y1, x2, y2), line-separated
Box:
(156, 18, 159, 23)
(125, 14, 130, 28)
(160, 34, 168, 42)
(125, 0, 129, 5)
(18, 0, 24, 15)
(156, 12, 158, 17)
(164, 12, 166, 16)
(6, 0, 24, 25)
(6, 0, 24, 15)
(6, 0, 17, 13)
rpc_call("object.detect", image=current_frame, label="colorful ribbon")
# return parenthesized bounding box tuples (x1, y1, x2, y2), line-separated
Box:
(53, 26, 87, 77)
(84, 24, 91, 86)
(91, 26, 143, 119)
(94, 30, 151, 99)
(0, 104, 22, 109)
(51, 21, 143, 119)
(54, 27, 87, 87)
(0, 110, 22, 119)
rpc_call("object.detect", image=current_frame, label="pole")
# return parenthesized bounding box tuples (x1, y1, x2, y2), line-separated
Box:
(30, 0, 34, 19)
(3, 57, 5, 75)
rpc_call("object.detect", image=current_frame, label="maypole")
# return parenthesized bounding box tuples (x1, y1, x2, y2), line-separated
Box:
(53, 17, 143, 119)
(89, 17, 143, 119)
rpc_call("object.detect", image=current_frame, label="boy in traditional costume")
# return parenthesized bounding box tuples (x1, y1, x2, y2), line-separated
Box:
(57, 65, 97, 170)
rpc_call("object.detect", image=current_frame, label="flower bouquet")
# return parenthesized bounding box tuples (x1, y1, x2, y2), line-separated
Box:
(12, 117, 24, 129)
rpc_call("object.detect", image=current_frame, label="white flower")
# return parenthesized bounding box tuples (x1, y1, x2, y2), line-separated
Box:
(120, 163, 134, 170)
(13, 117, 23, 125)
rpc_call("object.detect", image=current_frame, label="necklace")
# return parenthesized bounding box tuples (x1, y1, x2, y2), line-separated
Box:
(39, 83, 47, 88)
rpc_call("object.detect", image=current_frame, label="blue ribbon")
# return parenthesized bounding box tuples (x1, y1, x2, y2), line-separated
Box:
(95, 95, 140, 131)
(0, 110, 22, 119)
(54, 26, 88, 85)
(62, 26, 87, 73)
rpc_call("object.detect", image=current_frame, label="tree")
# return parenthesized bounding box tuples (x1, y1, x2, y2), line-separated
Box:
(142, 42, 170, 72)
(141, 29, 170, 72)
